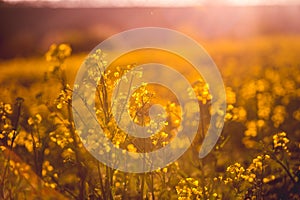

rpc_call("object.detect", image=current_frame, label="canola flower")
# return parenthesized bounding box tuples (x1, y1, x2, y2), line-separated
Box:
(45, 43, 72, 63)
(273, 132, 289, 152)
(0, 102, 13, 138)
(271, 106, 286, 128)
(189, 79, 212, 105)
(176, 177, 202, 199)
(27, 114, 42, 125)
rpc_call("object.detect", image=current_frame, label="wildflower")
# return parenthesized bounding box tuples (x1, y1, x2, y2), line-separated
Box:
(271, 105, 286, 128)
(4, 103, 13, 114)
(162, 167, 168, 173)
(226, 87, 236, 105)
(226, 162, 246, 181)
(45, 43, 72, 63)
(42, 160, 54, 177)
(263, 175, 275, 183)
(244, 121, 257, 137)
(27, 114, 42, 126)
(256, 79, 270, 92)
(247, 173, 256, 183)
(127, 144, 137, 152)
(273, 132, 289, 152)
(27, 117, 34, 125)
(61, 148, 75, 162)
(189, 79, 212, 104)
(35, 114, 42, 124)
(257, 93, 273, 120)
(257, 119, 265, 128)
(176, 177, 205, 199)
(252, 157, 263, 171)
(241, 80, 256, 99)
(114, 72, 120, 78)
(0, 145, 6, 151)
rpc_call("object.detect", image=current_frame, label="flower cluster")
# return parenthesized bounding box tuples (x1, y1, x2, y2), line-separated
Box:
(176, 177, 220, 200)
(273, 132, 289, 152)
(176, 177, 205, 199)
(41, 160, 56, 188)
(56, 86, 72, 109)
(271, 105, 286, 128)
(129, 83, 154, 126)
(225, 162, 246, 183)
(0, 102, 13, 137)
(251, 154, 268, 173)
(27, 114, 42, 126)
(45, 43, 72, 63)
(189, 79, 212, 105)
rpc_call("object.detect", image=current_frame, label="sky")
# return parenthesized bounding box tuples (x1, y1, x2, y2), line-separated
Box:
(3, 0, 300, 6)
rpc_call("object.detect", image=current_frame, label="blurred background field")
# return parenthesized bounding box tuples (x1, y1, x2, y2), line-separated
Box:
(1, 35, 300, 103)
(0, 2, 300, 200)
(1, 4, 300, 59)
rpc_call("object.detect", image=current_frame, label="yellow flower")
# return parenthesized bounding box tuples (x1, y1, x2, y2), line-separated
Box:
(27, 117, 34, 125)
(190, 79, 212, 104)
(35, 114, 42, 124)
(162, 167, 168, 173)
(273, 132, 289, 152)
(45, 43, 72, 62)
(0, 146, 6, 151)
(244, 121, 257, 137)
(4, 103, 12, 114)
(226, 87, 236, 105)
(263, 175, 275, 183)
(27, 114, 42, 125)
(127, 144, 137, 152)
(271, 106, 286, 128)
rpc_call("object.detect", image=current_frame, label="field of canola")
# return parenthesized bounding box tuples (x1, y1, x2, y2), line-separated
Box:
(0, 35, 300, 199)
